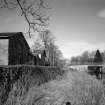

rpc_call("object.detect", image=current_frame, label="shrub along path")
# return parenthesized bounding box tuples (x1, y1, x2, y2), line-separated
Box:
(0, 65, 62, 105)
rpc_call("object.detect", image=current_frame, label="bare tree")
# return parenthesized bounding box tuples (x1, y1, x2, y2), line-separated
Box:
(39, 29, 55, 47)
(32, 30, 63, 66)
(94, 49, 103, 63)
(0, 0, 50, 37)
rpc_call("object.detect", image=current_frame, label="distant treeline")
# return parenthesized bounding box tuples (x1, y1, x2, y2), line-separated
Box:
(70, 49, 104, 65)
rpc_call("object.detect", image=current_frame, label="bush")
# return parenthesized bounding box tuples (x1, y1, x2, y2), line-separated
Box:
(0, 66, 62, 105)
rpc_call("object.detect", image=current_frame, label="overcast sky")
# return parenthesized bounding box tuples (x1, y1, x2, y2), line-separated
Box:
(0, 0, 105, 58)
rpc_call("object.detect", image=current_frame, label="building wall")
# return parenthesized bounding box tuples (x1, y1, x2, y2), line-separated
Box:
(8, 35, 34, 65)
(0, 32, 34, 65)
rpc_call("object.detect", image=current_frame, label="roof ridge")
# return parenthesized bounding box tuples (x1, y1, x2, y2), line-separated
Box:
(0, 32, 22, 37)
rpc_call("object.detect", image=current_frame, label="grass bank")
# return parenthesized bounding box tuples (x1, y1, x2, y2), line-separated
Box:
(5, 70, 105, 105)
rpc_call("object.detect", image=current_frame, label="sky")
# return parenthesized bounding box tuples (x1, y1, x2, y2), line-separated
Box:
(0, 0, 105, 58)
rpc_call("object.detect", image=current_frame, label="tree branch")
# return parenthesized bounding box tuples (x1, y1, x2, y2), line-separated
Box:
(0, 0, 50, 37)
